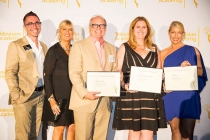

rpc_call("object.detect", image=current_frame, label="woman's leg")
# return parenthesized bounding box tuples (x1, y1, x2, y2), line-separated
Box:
(128, 130, 153, 140)
(168, 118, 181, 140)
(180, 119, 196, 140)
(140, 130, 153, 140)
(52, 126, 65, 140)
(67, 124, 75, 140)
(128, 130, 141, 140)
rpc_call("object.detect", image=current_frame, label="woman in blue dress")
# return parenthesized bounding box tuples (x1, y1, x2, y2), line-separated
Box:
(160, 21, 208, 140)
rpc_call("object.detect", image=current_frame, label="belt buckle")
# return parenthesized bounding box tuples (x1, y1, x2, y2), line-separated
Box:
(35, 86, 44, 92)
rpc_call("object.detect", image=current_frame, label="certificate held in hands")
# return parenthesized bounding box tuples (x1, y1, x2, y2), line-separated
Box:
(164, 66, 198, 91)
(129, 66, 163, 93)
(87, 72, 121, 97)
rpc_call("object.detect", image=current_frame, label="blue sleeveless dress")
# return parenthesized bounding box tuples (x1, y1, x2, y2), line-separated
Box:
(163, 45, 208, 121)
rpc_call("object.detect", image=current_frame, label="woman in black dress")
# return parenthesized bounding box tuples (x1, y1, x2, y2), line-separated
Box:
(113, 16, 167, 140)
(42, 20, 75, 140)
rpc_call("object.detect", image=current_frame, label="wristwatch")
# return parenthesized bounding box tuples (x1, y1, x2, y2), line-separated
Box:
(48, 96, 54, 102)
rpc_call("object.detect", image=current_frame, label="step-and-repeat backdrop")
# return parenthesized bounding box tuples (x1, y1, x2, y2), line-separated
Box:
(0, 0, 209, 140)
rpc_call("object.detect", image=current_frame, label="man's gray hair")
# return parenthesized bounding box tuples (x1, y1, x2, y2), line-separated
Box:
(89, 15, 107, 25)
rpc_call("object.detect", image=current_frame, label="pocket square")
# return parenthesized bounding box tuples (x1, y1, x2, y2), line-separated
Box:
(23, 44, 32, 50)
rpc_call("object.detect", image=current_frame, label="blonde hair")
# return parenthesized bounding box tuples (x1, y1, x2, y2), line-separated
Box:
(57, 19, 74, 40)
(168, 21, 185, 33)
(128, 16, 153, 50)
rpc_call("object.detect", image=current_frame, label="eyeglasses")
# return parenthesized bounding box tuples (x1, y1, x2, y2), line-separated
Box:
(90, 24, 106, 29)
(24, 22, 42, 27)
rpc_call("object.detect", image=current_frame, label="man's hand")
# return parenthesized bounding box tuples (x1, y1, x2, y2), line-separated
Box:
(84, 92, 101, 100)
(14, 98, 19, 104)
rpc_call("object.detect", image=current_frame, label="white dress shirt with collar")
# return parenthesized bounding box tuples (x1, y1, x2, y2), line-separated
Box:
(26, 35, 44, 87)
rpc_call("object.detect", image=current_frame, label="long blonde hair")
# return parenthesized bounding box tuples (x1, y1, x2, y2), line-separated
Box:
(128, 16, 153, 50)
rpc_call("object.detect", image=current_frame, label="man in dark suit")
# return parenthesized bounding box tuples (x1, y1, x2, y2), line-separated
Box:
(5, 11, 48, 140)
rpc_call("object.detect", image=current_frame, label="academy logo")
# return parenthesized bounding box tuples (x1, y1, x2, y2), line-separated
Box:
(73, 27, 83, 42)
(184, 32, 196, 42)
(204, 104, 210, 119)
(193, 0, 198, 7)
(0, 0, 22, 8)
(0, 31, 22, 41)
(0, 108, 14, 116)
(115, 32, 129, 41)
(183, 28, 200, 46)
(76, 0, 80, 7)
(134, 0, 139, 8)
(100, 0, 139, 8)
(42, 0, 68, 8)
(42, 0, 81, 8)
(158, 0, 198, 8)
(0, 71, 4, 79)
(203, 27, 210, 43)
(17, 0, 22, 7)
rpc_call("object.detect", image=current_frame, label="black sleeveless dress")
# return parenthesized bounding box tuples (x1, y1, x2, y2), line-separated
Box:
(112, 43, 167, 132)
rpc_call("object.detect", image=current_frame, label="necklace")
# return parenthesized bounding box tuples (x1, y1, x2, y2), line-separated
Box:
(136, 46, 146, 50)
(61, 46, 70, 51)
(59, 42, 70, 51)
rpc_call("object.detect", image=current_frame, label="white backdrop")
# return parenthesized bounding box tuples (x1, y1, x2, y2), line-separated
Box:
(0, 0, 210, 140)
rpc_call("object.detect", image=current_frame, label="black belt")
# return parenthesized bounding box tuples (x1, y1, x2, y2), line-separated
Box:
(35, 85, 44, 91)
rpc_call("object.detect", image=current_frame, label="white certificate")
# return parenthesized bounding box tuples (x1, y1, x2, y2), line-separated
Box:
(164, 66, 198, 90)
(87, 72, 120, 97)
(129, 66, 163, 93)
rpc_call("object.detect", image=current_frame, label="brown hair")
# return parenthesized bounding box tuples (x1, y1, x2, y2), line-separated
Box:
(23, 11, 40, 24)
(128, 16, 153, 50)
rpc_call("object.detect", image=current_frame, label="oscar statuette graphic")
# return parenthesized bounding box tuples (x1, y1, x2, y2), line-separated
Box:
(17, 0, 22, 7)
(193, 0, 198, 7)
(204, 104, 210, 119)
(203, 27, 210, 42)
(134, 0, 138, 8)
(76, 0, 80, 7)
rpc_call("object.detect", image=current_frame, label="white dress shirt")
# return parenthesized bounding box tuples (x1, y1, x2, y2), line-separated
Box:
(26, 35, 44, 87)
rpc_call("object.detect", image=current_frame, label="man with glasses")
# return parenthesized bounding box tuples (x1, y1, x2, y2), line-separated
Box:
(69, 15, 117, 140)
(5, 11, 48, 140)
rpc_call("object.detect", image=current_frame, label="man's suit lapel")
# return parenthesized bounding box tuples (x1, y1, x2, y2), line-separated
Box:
(41, 42, 47, 56)
(22, 36, 36, 62)
(22, 36, 39, 78)
(87, 37, 101, 64)
(103, 42, 109, 68)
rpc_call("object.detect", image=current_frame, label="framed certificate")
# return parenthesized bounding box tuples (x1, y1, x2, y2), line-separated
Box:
(129, 66, 163, 93)
(164, 66, 198, 90)
(87, 71, 120, 97)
